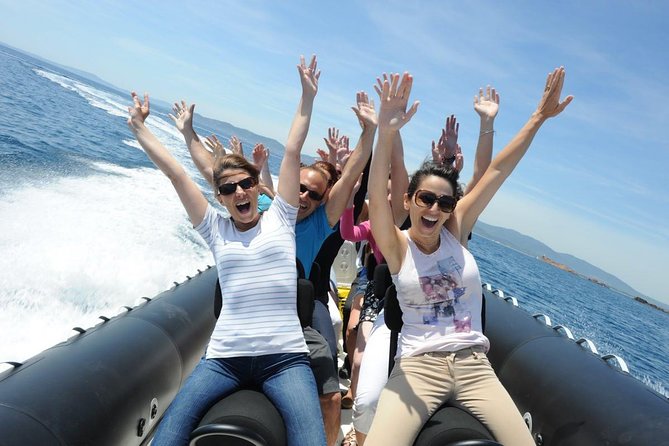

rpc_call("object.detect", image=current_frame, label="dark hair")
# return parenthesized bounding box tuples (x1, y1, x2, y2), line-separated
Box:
(407, 160, 463, 200)
(213, 153, 260, 185)
(312, 161, 339, 187)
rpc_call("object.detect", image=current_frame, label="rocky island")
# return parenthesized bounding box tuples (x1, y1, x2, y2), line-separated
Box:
(539, 256, 668, 314)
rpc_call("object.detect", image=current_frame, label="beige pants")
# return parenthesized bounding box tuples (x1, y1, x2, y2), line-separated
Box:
(365, 347, 534, 446)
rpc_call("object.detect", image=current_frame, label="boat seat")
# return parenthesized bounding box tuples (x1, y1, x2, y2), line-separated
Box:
(189, 389, 285, 446)
(308, 261, 331, 305)
(378, 264, 499, 446)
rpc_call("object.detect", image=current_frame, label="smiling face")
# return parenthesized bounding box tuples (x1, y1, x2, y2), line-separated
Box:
(404, 174, 454, 240)
(297, 167, 328, 222)
(216, 168, 260, 231)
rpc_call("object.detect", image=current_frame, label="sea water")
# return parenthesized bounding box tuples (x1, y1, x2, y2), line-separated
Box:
(0, 45, 666, 398)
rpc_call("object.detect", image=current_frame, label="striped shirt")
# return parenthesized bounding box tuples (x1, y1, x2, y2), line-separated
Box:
(195, 195, 308, 358)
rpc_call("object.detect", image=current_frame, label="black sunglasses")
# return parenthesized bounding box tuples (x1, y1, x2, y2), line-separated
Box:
(414, 190, 457, 213)
(300, 184, 324, 201)
(218, 177, 257, 196)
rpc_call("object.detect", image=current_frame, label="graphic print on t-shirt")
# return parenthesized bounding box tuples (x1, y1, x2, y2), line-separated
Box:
(417, 256, 471, 331)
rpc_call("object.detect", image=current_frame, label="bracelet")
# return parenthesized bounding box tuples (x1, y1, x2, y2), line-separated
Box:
(480, 129, 495, 135)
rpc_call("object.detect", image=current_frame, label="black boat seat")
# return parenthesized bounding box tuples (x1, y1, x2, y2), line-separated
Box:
(377, 264, 499, 446)
(189, 389, 285, 446)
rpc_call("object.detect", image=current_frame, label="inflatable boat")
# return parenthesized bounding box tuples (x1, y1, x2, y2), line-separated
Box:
(0, 265, 667, 445)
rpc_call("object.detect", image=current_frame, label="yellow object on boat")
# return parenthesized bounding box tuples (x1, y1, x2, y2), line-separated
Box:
(337, 286, 351, 316)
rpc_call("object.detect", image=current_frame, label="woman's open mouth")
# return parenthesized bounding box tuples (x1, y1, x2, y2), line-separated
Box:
(421, 216, 438, 229)
(236, 201, 251, 214)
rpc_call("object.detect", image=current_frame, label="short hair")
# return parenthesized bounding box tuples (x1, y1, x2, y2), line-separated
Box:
(312, 161, 339, 187)
(213, 153, 260, 185)
(407, 160, 462, 200)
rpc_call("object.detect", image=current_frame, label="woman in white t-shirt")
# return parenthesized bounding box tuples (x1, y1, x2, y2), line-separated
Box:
(364, 69, 572, 446)
(126, 55, 326, 446)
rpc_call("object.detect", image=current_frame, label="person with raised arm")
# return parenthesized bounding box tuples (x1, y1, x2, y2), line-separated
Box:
(337, 173, 383, 415)
(128, 55, 326, 446)
(301, 91, 377, 446)
(350, 84, 500, 446)
(364, 69, 572, 446)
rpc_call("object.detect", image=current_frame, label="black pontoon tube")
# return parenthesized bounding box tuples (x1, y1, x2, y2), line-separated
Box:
(0, 266, 218, 446)
(484, 287, 669, 446)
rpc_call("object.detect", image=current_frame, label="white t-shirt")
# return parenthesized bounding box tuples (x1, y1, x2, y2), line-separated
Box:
(195, 194, 308, 358)
(392, 228, 489, 358)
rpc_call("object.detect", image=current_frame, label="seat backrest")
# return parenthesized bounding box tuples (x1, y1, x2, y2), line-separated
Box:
(296, 278, 315, 328)
(308, 262, 330, 305)
(383, 284, 402, 331)
(375, 264, 402, 332)
(296, 258, 306, 280)
(373, 263, 393, 305)
(365, 251, 378, 282)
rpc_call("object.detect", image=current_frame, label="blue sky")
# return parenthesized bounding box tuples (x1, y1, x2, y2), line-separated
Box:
(2, 0, 668, 303)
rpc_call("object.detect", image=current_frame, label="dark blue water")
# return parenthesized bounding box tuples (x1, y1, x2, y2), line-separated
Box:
(0, 45, 667, 397)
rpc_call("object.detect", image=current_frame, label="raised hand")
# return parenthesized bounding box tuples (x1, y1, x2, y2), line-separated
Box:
(297, 54, 320, 98)
(431, 114, 459, 165)
(535, 67, 573, 121)
(127, 92, 150, 128)
(229, 135, 243, 157)
(324, 127, 339, 151)
(323, 127, 340, 163)
(351, 91, 377, 130)
(203, 134, 225, 157)
(169, 100, 195, 133)
(454, 144, 464, 172)
(373, 73, 390, 99)
(337, 136, 351, 171)
(473, 86, 500, 120)
(252, 143, 269, 170)
(375, 72, 420, 131)
(316, 148, 329, 162)
(444, 114, 459, 151)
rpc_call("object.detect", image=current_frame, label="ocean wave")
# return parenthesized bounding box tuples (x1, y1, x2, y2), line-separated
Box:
(121, 138, 143, 151)
(34, 68, 127, 117)
(0, 161, 212, 362)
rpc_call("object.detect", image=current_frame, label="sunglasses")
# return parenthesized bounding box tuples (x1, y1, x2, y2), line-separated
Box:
(218, 177, 257, 196)
(300, 184, 324, 201)
(414, 190, 457, 213)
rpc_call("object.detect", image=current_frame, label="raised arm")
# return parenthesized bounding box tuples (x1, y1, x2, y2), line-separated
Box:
(453, 67, 573, 244)
(340, 206, 372, 243)
(325, 92, 377, 227)
(373, 75, 411, 227)
(129, 92, 207, 226)
(279, 55, 320, 207)
(466, 85, 500, 195)
(170, 101, 215, 188)
(339, 175, 370, 242)
(252, 143, 275, 195)
(369, 73, 419, 273)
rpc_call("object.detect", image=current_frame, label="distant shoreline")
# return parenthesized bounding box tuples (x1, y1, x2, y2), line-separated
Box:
(539, 256, 668, 315)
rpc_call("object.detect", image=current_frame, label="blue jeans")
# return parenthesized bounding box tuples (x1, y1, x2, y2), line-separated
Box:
(153, 353, 326, 446)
